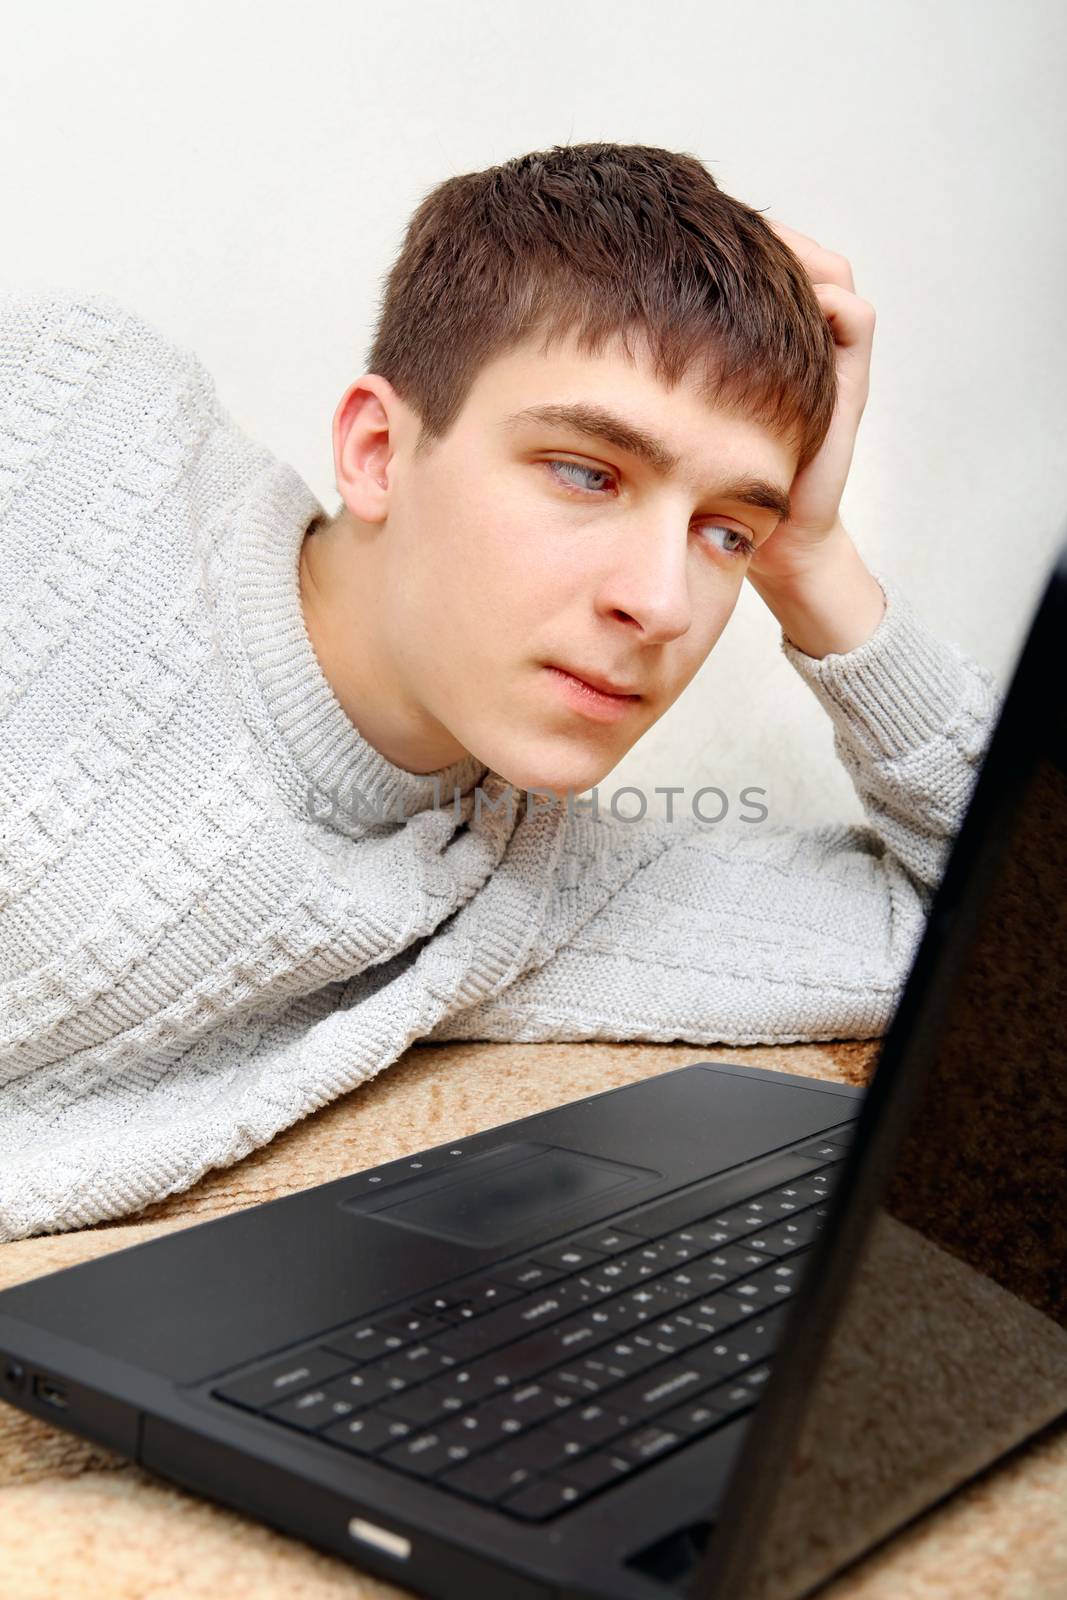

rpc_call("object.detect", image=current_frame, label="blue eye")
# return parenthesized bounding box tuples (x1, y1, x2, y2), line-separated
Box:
(546, 459, 615, 493)
(702, 524, 756, 560)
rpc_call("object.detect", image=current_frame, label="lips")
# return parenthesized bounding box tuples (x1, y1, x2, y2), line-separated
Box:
(549, 665, 642, 699)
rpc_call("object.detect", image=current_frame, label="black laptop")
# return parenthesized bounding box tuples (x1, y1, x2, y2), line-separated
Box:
(2, 539, 1065, 1600)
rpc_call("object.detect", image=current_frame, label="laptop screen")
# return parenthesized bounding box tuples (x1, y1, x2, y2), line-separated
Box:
(697, 562, 1067, 1600)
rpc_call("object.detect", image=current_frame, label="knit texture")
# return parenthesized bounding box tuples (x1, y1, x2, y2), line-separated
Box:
(0, 289, 1002, 1242)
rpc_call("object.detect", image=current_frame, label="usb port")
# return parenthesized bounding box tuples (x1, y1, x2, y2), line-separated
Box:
(32, 1376, 69, 1409)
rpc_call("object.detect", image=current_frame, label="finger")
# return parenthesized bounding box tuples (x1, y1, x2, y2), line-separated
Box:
(812, 281, 876, 351)
(766, 219, 856, 292)
(811, 281, 875, 405)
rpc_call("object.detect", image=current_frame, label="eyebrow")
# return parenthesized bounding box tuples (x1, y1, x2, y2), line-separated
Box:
(500, 402, 793, 525)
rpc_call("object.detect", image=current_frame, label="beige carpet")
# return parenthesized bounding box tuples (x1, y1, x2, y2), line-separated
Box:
(1, 1039, 1064, 1599)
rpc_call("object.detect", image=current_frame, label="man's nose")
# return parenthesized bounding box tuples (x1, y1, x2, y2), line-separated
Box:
(595, 521, 694, 643)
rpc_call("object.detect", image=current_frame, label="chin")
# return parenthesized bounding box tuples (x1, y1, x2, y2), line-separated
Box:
(486, 750, 615, 803)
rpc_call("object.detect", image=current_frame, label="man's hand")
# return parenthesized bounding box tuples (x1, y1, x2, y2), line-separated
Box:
(744, 220, 887, 658)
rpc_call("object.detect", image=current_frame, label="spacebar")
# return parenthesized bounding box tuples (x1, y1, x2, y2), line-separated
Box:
(617, 1150, 827, 1239)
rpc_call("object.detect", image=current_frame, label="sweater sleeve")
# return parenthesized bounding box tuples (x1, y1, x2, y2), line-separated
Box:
(424, 571, 1002, 1047)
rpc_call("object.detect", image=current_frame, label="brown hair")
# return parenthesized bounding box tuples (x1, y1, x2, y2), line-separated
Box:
(362, 141, 837, 476)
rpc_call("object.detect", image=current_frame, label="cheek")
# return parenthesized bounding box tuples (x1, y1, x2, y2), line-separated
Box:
(465, 513, 582, 621)
(401, 464, 596, 641)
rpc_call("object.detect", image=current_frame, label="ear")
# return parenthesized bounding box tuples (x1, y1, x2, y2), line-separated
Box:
(331, 374, 407, 523)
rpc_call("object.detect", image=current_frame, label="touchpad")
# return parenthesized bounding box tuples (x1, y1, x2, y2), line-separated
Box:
(343, 1142, 658, 1249)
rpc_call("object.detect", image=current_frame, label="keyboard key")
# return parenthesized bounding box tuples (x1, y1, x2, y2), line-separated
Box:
(648, 1271, 707, 1310)
(632, 1240, 673, 1269)
(409, 1293, 477, 1321)
(493, 1427, 585, 1475)
(438, 1326, 575, 1389)
(709, 1244, 769, 1274)
(671, 1293, 752, 1338)
(699, 1380, 759, 1420)
(581, 1256, 661, 1294)
(438, 1452, 534, 1504)
(499, 1476, 583, 1519)
(543, 1401, 631, 1449)
(541, 1313, 612, 1360)
(612, 1424, 683, 1464)
(722, 1262, 802, 1312)
(371, 1310, 453, 1341)
(686, 1225, 735, 1248)
(742, 1363, 773, 1390)
(596, 1337, 670, 1379)
(529, 1242, 611, 1272)
(592, 1286, 661, 1323)
(632, 1235, 702, 1269)
(758, 1214, 823, 1252)
(569, 1278, 618, 1309)
(405, 1364, 503, 1414)
(432, 1408, 523, 1455)
(320, 1324, 409, 1363)
(665, 1229, 709, 1260)
(606, 1361, 713, 1419)
(743, 1228, 795, 1257)
(557, 1450, 633, 1492)
(795, 1139, 849, 1161)
(629, 1327, 686, 1361)
(375, 1343, 458, 1387)
(768, 1175, 834, 1209)
(475, 1382, 575, 1438)
(566, 1226, 647, 1256)
(582, 1302, 628, 1337)
(435, 1277, 528, 1318)
(658, 1396, 731, 1435)
(269, 1386, 357, 1431)
(374, 1385, 454, 1428)
(528, 1409, 626, 1465)
(322, 1411, 414, 1455)
(541, 1365, 604, 1398)
(454, 1332, 564, 1387)
(478, 1260, 567, 1292)
(214, 1347, 353, 1410)
(380, 1429, 475, 1478)
(642, 1314, 712, 1353)
(321, 1367, 402, 1411)
(567, 1353, 633, 1391)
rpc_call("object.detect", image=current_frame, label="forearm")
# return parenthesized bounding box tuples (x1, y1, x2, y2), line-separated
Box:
(747, 521, 887, 659)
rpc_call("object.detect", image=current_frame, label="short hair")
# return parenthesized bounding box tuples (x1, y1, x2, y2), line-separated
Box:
(363, 141, 837, 475)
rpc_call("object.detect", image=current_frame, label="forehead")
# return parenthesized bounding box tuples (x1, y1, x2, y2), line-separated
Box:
(465, 329, 797, 508)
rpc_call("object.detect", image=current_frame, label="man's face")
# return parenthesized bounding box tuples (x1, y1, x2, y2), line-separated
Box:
(333, 330, 797, 798)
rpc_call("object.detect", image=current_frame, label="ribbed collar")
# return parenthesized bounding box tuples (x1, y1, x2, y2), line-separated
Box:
(234, 458, 489, 822)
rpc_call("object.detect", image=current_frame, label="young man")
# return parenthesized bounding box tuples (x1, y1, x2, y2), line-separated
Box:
(0, 143, 999, 1242)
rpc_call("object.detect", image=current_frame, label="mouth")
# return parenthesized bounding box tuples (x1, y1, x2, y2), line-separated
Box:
(547, 664, 643, 698)
(543, 664, 644, 722)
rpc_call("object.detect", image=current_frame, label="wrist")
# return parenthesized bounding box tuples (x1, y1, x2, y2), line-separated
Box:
(747, 522, 887, 659)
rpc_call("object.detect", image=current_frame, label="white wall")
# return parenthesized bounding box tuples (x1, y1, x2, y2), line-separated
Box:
(3, 0, 1064, 827)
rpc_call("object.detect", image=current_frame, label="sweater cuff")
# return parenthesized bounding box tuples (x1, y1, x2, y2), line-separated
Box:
(779, 568, 977, 761)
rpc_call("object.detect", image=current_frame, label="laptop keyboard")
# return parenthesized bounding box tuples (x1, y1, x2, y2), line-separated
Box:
(211, 1131, 852, 1522)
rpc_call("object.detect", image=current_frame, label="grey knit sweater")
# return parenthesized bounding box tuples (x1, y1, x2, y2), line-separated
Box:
(0, 289, 1002, 1242)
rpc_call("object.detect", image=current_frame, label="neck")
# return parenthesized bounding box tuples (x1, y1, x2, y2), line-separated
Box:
(298, 512, 468, 775)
